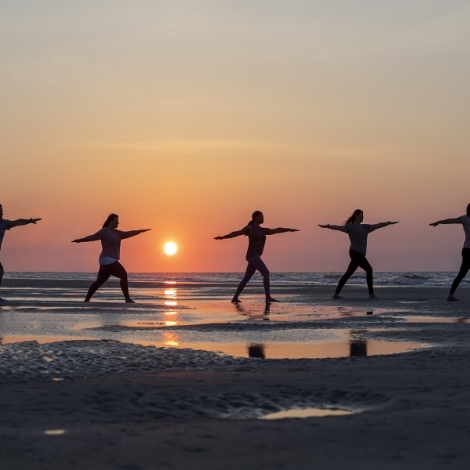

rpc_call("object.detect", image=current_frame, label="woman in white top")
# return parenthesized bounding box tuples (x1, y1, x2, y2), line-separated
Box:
(72, 214, 150, 303)
(319, 209, 398, 299)
(430, 204, 470, 301)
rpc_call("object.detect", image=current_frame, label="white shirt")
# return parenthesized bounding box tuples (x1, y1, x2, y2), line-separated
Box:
(99, 257, 118, 265)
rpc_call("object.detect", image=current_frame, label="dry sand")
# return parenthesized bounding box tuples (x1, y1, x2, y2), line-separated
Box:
(1, 279, 470, 469)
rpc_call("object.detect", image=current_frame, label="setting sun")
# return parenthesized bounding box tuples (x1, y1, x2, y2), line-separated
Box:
(164, 242, 178, 256)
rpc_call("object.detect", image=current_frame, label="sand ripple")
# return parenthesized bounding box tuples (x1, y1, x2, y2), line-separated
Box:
(0, 340, 246, 384)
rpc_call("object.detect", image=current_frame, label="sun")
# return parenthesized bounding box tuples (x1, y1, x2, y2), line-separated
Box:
(164, 242, 178, 256)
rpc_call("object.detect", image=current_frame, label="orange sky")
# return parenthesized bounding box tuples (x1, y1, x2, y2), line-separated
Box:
(1, 1, 470, 272)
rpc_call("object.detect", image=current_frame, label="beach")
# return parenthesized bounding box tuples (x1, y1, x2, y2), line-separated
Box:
(1, 275, 470, 469)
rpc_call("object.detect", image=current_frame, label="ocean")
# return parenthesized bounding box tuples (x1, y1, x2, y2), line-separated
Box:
(4, 271, 467, 288)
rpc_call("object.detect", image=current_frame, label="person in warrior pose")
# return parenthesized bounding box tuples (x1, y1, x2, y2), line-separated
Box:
(430, 204, 470, 301)
(319, 209, 398, 299)
(0, 204, 41, 302)
(214, 211, 298, 303)
(72, 214, 150, 303)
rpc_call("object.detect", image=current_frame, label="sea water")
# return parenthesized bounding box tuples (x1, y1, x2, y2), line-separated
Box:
(5, 271, 465, 287)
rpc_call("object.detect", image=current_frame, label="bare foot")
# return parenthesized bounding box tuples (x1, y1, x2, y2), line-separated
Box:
(125, 299, 135, 303)
(447, 294, 460, 301)
(333, 294, 343, 299)
(231, 298, 241, 303)
(266, 297, 279, 303)
(369, 294, 378, 299)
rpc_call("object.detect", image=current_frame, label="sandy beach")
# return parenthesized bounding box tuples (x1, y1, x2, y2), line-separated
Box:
(1, 276, 470, 469)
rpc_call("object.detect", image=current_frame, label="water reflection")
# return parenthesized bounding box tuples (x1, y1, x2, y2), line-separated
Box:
(349, 330, 368, 357)
(44, 429, 66, 436)
(234, 303, 270, 321)
(402, 316, 470, 324)
(233, 303, 245, 314)
(349, 338, 368, 357)
(163, 332, 180, 347)
(245, 335, 370, 360)
(263, 408, 353, 420)
(164, 310, 178, 327)
(247, 343, 266, 358)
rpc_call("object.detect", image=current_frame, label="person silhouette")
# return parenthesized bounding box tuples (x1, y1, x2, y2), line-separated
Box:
(214, 211, 298, 303)
(72, 213, 150, 303)
(319, 209, 398, 299)
(0, 204, 41, 302)
(430, 204, 470, 301)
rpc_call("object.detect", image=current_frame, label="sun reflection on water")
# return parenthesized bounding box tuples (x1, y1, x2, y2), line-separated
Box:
(163, 332, 180, 347)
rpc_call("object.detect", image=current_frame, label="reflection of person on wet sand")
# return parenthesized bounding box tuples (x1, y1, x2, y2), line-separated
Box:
(349, 338, 368, 357)
(248, 343, 266, 358)
(319, 209, 398, 299)
(72, 214, 150, 303)
(0, 204, 41, 302)
(430, 204, 470, 301)
(234, 302, 270, 320)
(214, 211, 298, 303)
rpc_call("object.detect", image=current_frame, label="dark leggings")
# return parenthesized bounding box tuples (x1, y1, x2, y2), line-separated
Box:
(335, 249, 374, 295)
(233, 255, 271, 299)
(85, 262, 130, 301)
(450, 248, 470, 294)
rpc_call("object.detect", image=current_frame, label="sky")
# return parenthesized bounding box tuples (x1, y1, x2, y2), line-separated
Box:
(1, 0, 470, 272)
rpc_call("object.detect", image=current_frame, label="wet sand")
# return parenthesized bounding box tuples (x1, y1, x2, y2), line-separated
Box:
(1, 278, 470, 469)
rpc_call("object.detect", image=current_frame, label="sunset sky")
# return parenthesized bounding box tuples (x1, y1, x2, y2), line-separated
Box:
(1, 1, 470, 272)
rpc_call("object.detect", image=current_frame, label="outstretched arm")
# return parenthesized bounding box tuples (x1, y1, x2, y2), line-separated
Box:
(368, 221, 399, 232)
(119, 229, 151, 240)
(430, 217, 461, 227)
(318, 224, 348, 233)
(9, 218, 41, 228)
(265, 228, 299, 235)
(214, 226, 249, 240)
(72, 231, 103, 243)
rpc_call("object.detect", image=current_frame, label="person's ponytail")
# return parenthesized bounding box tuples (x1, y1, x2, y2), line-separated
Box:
(345, 209, 363, 225)
(246, 210, 263, 235)
(102, 213, 118, 228)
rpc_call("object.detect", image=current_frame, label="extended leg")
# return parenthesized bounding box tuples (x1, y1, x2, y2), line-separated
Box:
(232, 263, 257, 302)
(357, 256, 374, 296)
(104, 262, 132, 302)
(0, 263, 4, 301)
(85, 267, 111, 301)
(449, 249, 470, 300)
(335, 257, 359, 297)
(247, 256, 273, 301)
